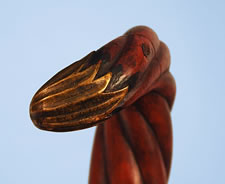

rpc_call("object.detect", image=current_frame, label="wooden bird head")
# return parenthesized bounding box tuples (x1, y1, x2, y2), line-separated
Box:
(29, 26, 172, 132)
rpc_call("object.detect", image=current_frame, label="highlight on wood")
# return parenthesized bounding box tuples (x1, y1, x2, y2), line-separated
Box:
(30, 26, 176, 184)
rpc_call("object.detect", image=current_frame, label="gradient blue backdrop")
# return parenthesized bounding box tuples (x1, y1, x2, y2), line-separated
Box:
(1, 0, 225, 183)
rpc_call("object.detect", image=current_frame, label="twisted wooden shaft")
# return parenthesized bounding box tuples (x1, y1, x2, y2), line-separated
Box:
(89, 71, 176, 184)
(29, 25, 176, 184)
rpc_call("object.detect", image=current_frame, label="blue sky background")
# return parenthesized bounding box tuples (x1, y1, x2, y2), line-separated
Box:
(1, 0, 225, 183)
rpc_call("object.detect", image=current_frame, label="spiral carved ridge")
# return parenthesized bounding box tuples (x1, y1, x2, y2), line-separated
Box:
(29, 26, 176, 184)
(89, 71, 175, 184)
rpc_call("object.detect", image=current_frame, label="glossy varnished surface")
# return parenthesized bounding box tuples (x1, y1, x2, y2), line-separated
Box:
(89, 72, 175, 184)
(30, 60, 128, 131)
(29, 26, 176, 184)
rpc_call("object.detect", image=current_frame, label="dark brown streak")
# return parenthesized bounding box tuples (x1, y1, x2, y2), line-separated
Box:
(148, 70, 174, 110)
(134, 101, 168, 177)
(151, 90, 171, 110)
(117, 113, 146, 184)
(102, 125, 111, 184)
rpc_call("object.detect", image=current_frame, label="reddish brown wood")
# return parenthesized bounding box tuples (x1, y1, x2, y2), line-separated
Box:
(29, 26, 176, 184)
(89, 81, 175, 184)
(89, 125, 109, 184)
(89, 27, 176, 184)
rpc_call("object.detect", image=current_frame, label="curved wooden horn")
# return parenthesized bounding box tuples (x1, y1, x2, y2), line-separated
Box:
(30, 26, 176, 184)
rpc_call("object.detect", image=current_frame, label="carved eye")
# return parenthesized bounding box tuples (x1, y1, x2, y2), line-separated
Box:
(141, 43, 151, 57)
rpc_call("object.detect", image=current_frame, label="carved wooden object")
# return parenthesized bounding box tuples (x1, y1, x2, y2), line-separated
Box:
(30, 26, 176, 184)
